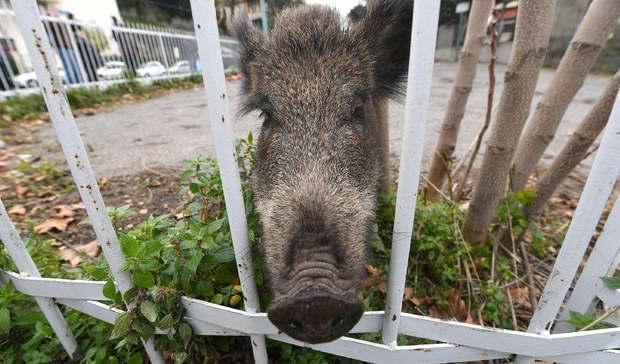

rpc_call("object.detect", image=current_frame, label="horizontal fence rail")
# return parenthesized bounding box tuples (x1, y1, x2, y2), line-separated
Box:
(1, 0, 619, 363)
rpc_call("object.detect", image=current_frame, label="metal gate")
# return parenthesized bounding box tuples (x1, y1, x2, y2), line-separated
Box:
(1, 1, 619, 363)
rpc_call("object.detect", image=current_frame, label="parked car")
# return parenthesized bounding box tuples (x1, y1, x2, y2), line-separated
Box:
(136, 61, 166, 77)
(14, 67, 67, 88)
(169, 60, 190, 74)
(96, 61, 127, 80)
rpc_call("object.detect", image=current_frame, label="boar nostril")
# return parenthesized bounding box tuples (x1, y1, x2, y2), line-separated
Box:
(332, 317, 344, 327)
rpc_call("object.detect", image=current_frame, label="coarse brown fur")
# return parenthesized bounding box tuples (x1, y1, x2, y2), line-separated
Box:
(232, 0, 413, 343)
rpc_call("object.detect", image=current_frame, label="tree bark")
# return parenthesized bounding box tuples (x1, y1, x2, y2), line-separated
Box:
(425, 0, 494, 202)
(524, 70, 620, 220)
(462, 0, 557, 244)
(510, 0, 620, 191)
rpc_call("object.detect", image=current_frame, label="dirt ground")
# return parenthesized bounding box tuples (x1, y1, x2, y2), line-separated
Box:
(1, 60, 613, 256)
(20, 62, 612, 179)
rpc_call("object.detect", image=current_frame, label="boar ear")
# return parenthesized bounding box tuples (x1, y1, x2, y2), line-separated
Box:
(352, 0, 413, 99)
(231, 13, 266, 95)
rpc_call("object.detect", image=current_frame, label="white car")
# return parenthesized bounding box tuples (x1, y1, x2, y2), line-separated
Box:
(136, 61, 166, 77)
(15, 67, 67, 88)
(96, 61, 127, 80)
(169, 60, 190, 74)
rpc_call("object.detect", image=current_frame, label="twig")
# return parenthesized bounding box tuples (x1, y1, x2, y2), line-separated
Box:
(581, 143, 600, 161)
(578, 305, 620, 332)
(505, 287, 519, 330)
(420, 174, 451, 201)
(519, 240, 539, 310)
(454, 10, 499, 202)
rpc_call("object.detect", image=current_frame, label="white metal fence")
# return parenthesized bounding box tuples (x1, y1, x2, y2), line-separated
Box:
(1, 1, 620, 363)
(0, 0, 239, 100)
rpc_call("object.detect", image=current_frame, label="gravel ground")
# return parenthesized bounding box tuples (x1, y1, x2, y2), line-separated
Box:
(35, 61, 613, 179)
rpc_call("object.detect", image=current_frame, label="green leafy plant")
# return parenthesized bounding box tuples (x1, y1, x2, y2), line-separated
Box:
(1, 134, 575, 363)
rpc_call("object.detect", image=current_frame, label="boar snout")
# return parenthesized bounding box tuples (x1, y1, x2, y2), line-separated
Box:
(268, 290, 364, 344)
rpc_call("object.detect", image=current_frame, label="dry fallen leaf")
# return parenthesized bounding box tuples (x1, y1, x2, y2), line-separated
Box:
(99, 177, 109, 190)
(34, 217, 74, 234)
(403, 287, 421, 306)
(59, 240, 100, 267)
(74, 239, 101, 259)
(16, 185, 28, 198)
(59, 248, 82, 267)
(8, 204, 27, 215)
(50, 205, 77, 219)
(366, 264, 383, 277)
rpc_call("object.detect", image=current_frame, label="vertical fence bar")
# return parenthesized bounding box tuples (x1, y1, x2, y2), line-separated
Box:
(158, 34, 169, 70)
(188, 1, 268, 362)
(9, 1, 165, 362)
(0, 199, 81, 359)
(381, 1, 440, 347)
(514, 90, 620, 364)
(64, 18, 88, 84)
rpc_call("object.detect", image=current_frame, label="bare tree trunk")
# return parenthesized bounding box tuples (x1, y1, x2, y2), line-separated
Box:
(425, 0, 494, 202)
(462, 0, 557, 244)
(510, 0, 620, 191)
(524, 70, 620, 220)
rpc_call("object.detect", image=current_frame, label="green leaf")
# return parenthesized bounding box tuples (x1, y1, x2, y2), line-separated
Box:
(120, 235, 140, 258)
(143, 240, 163, 257)
(123, 286, 138, 303)
(140, 301, 158, 323)
(189, 182, 201, 194)
(185, 250, 203, 273)
(369, 233, 386, 253)
(214, 266, 235, 284)
(196, 281, 215, 298)
(95, 346, 107, 362)
(131, 319, 155, 341)
(179, 322, 193, 348)
(0, 307, 11, 333)
(600, 276, 620, 289)
(110, 311, 132, 340)
(157, 313, 176, 330)
(127, 352, 143, 364)
(133, 270, 155, 288)
(103, 279, 116, 300)
(172, 352, 190, 364)
(211, 294, 224, 305)
(206, 218, 226, 235)
(139, 259, 164, 272)
(179, 239, 197, 250)
(568, 311, 595, 329)
(212, 245, 235, 263)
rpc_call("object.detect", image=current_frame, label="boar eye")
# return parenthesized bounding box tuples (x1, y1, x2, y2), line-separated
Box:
(259, 110, 276, 127)
(351, 105, 365, 122)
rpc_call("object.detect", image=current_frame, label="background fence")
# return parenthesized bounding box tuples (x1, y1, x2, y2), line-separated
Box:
(0, 0, 239, 100)
(1, 0, 619, 363)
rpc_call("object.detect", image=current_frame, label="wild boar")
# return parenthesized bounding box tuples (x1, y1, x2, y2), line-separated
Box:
(232, 0, 413, 343)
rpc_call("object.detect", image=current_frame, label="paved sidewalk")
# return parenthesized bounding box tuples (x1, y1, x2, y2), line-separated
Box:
(35, 62, 612, 178)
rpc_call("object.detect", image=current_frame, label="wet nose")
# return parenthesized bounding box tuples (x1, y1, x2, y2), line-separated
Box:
(267, 293, 364, 344)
